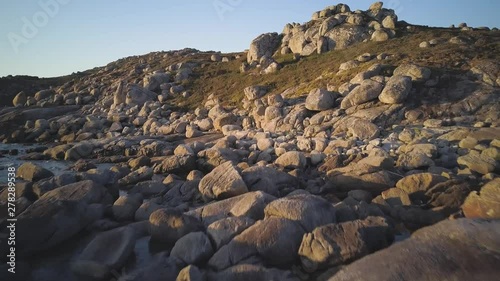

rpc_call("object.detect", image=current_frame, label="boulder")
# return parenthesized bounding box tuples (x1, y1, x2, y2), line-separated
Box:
(126, 84, 157, 106)
(135, 201, 163, 221)
(241, 166, 299, 196)
(299, 216, 393, 272)
(208, 217, 305, 270)
(244, 86, 268, 101)
(117, 252, 182, 281)
(371, 29, 390, 42)
(457, 151, 498, 175)
(378, 75, 412, 104)
(187, 191, 276, 226)
(340, 79, 384, 109)
(328, 219, 500, 281)
(149, 208, 203, 244)
(462, 178, 500, 219)
(171, 232, 214, 265)
(305, 89, 337, 111)
(112, 194, 143, 221)
(275, 151, 307, 169)
(13, 91, 27, 107)
(393, 63, 431, 81)
(16, 162, 54, 182)
(118, 166, 153, 186)
(327, 161, 395, 195)
(199, 161, 248, 200)
(264, 194, 336, 232)
(207, 217, 256, 250)
(396, 173, 448, 202)
(0, 180, 110, 255)
(144, 72, 171, 91)
(71, 226, 138, 280)
(247, 33, 281, 63)
(154, 155, 196, 175)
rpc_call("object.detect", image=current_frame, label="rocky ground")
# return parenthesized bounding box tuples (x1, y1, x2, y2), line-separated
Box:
(1, 2, 499, 281)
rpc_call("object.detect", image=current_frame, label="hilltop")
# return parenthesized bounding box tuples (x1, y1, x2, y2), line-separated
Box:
(0, 2, 499, 281)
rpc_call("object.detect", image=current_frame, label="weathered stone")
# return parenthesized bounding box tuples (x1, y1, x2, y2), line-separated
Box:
(16, 162, 54, 182)
(149, 208, 203, 244)
(199, 161, 248, 200)
(0, 180, 110, 255)
(113, 193, 143, 221)
(340, 79, 384, 109)
(275, 151, 307, 169)
(264, 194, 336, 232)
(378, 75, 412, 104)
(328, 219, 500, 281)
(171, 232, 214, 265)
(396, 173, 448, 202)
(207, 217, 256, 250)
(457, 151, 498, 175)
(72, 225, 139, 280)
(306, 89, 337, 111)
(299, 216, 393, 272)
(247, 33, 281, 63)
(462, 178, 500, 219)
(208, 217, 305, 270)
(393, 63, 431, 81)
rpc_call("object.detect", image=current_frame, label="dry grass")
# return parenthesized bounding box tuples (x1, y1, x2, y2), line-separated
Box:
(176, 26, 499, 110)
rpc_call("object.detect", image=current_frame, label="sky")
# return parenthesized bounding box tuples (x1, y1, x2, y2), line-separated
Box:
(0, 0, 499, 78)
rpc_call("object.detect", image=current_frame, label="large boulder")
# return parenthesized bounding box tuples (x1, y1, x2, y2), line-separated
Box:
(462, 178, 500, 219)
(126, 84, 157, 106)
(244, 85, 268, 101)
(16, 162, 54, 182)
(112, 194, 143, 221)
(144, 72, 172, 91)
(154, 155, 196, 175)
(247, 32, 281, 63)
(13, 91, 27, 107)
(340, 79, 384, 109)
(149, 208, 203, 244)
(275, 151, 307, 169)
(171, 232, 214, 265)
(199, 161, 248, 200)
(396, 173, 448, 203)
(327, 161, 395, 195)
(187, 191, 276, 226)
(241, 166, 299, 196)
(305, 89, 337, 111)
(393, 63, 431, 81)
(299, 216, 393, 273)
(207, 217, 256, 250)
(71, 225, 140, 280)
(264, 194, 336, 232)
(457, 151, 498, 175)
(378, 75, 412, 104)
(208, 217, 305, 270)
(0, 180, 110, 256)
(323, 26, 369, 50)
(117, 252, 182, 281)
(328, 219, 500, 281)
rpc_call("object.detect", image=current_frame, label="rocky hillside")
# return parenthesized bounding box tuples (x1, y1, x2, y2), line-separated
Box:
(1, 2, 500, 281)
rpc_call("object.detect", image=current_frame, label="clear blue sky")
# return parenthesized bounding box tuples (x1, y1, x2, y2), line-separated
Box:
(0, 0, 498, 78)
